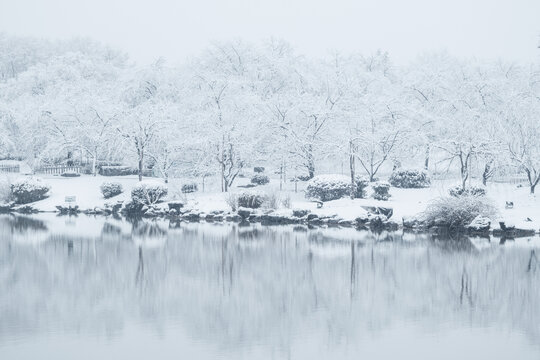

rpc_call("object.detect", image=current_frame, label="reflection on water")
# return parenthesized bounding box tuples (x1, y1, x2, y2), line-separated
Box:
(0, 214, 539, 360)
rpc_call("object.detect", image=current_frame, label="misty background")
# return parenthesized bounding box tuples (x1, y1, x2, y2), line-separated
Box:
(1, 0, 539, 64)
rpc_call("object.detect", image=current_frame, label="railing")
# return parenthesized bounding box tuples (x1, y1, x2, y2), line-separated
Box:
(0, 164, 20, 173)
(36, 166, 81, 175)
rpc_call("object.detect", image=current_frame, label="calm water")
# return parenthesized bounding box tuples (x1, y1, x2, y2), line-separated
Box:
(1, 214, 539, 360)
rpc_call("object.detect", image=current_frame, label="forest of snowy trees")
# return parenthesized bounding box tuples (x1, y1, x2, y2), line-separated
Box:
(1, 33, 539, 192)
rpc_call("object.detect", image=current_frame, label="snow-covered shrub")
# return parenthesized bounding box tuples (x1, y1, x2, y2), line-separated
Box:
(181, 182, 198, 193)
(305, 174, 350, 202)
(251, 174, 270, 185)
(354, 176, 369, 198)
(99, 166, 138, 176)
(131, 180, 168, 205)
(422, 196, 497, 228)
(60, 171, 80, 177)
(0, 176, 12, 203)
(388, 169, 431, 188)
(10, 177, 50, 204)
(253, 167, 265, 173)
(225, 193, 239, 211)
(372, 181, 391, 201)
(449, 184, 486, 197)
(237, 191, 268, 209)
(100, 182, 123, 199)
(281, 194, 291, 209)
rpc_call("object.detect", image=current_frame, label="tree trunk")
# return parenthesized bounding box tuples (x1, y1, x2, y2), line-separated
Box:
(306, 145, 315, 179)
(349, 140, 356, 199)
(424, 144, 430, 170)
(138, 148, 144, 182)
(531, 184, 536, 194)
(482, 160, 493, 186)
(92, 153, 97, 177)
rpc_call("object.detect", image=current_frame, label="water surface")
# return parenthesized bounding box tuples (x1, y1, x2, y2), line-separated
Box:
(1, 214, 539, 359)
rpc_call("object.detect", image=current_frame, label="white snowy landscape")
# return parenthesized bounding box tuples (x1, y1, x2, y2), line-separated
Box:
(0, 0, 539, 359)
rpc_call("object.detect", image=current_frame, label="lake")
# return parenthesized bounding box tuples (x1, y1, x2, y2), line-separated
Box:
(1, 214, 539, 359)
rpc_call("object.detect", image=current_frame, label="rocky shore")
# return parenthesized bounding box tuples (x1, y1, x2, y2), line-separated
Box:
(2, 199, 539, 237)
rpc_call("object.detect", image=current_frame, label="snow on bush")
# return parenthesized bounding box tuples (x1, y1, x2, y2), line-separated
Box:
(305, 174, 351, 202)
(60, 171, 81, 177)
(100, 182, 123, 199)
(0, 176, 12, 203)
(251, 174, 270, 185)
(354, 176, 369, 199)
(10, 177, 51, 204)
(422, 195, 497, 228)
(181, 182, 198, 193)
(448, 184, 486, 197)
(388, 169, 431, 188)
(372, 181, 391, 201)
(237, 191, 268, 209)
(99, 166, 138, 176)
(131, 180, 168, 205)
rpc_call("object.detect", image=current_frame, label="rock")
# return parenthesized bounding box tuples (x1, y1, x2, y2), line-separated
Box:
(403, 215, 428, 229)
(306, 213, 319, 221)
(168, 201, 184, 211)
(361, 206, 393, 219)
(13, 205, 38, 214)
(355, 215, 370, 226)
(237, 207, 252, 219)
(183, 212, 200, 221)
(0, 202, 14, 213)
(338, 219, 353, 227)
(466, 215, 491, 233)
(292, 209, 310, 217)
(493, 222, 536, 238)
(56, 205, 80, 214)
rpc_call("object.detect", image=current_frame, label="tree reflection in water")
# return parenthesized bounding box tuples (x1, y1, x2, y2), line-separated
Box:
(0, 214, 539, 358)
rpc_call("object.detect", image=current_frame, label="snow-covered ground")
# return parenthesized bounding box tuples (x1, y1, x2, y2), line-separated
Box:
(2, 173, 539, 232)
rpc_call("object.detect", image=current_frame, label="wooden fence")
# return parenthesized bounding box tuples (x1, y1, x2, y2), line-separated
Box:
(36, 166, 81, 175)
(0, 164, 20, 173)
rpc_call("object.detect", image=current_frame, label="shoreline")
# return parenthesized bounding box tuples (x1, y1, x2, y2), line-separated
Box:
(2, 202, 539, 238)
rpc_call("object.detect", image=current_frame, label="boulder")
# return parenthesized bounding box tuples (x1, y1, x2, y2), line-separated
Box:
(306, 213, 319, 221)
(292, 209, 310, 218)
(403, 215, 428, 229)
(466, 215, 491, 234)
(167, 201, 184, 212)
(0, 202, 14, 213)
(361, 206, 393, 219)
(237, 207, 252, 220)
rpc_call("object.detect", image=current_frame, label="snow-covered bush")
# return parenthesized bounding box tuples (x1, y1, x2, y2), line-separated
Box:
(237, 191, 268, 209)
(305, 174, 350, 202)
(253, 167, 265, 173)
(99, 166, 138, 176)
(10, 177, 50, 204)
(181, 182, 198, 193)
(372, 181, 391, 201)
(449, 184, 486, 197)
(354, 176, 369, 198)
(422, 196, 497, 228)
(60, 171, 80, 177)
(0, 176, 12, 203)
(388, 169, 431, 188)
(131, 180, 168, 205)
(100, 182, 123, 199)
(251, 174, 270, 185)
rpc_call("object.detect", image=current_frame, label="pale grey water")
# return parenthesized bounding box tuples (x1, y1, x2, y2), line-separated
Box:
(0, 214, 539, 360)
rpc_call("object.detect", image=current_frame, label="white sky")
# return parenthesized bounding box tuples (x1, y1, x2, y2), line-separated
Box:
(0, 0, 539, 64)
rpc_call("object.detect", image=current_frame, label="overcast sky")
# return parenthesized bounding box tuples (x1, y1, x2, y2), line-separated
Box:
(1, 0, 539, 65)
